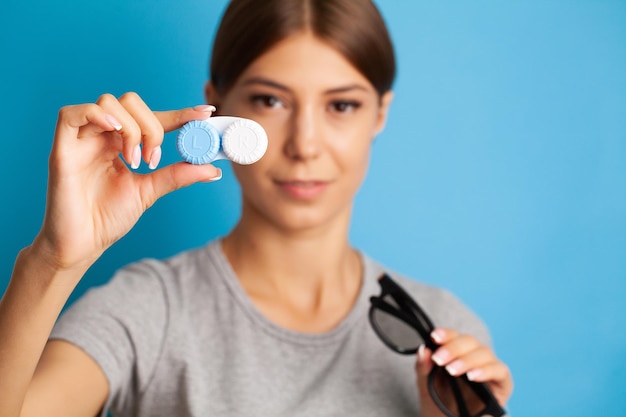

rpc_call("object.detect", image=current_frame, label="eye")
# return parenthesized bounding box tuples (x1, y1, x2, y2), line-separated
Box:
(329, 100, 362, 114)
(250, 94, 284, 109)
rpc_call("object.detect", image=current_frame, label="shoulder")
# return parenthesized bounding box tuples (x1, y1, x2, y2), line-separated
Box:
(50, 241, 226, 395)
(108, 239, 222, 292)
(60, 240, 223, 320)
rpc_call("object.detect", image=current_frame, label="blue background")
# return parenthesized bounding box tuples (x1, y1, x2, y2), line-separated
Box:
(1, 1, 625, 416)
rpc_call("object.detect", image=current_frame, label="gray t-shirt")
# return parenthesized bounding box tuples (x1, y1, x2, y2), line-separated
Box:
(51, 240, 490, 417)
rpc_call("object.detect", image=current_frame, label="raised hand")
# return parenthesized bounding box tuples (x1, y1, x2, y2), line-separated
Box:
(33, 92, 222, 277)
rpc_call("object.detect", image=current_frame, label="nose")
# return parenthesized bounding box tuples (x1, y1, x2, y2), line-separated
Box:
(284, 104, 321, 160)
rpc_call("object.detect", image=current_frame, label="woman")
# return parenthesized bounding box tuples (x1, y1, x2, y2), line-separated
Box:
(0, 0, 513, 416)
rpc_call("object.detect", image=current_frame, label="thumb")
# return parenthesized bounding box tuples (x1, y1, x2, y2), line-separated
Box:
(416, 345, 445, 416)
(416, 344, 434, 392)
(143, 162, 222, 203)
(416, 344, 434, 377)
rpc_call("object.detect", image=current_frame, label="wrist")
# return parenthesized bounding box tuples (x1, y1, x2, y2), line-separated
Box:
(28, 233, 97, 275)
(14, 239, 91, 293)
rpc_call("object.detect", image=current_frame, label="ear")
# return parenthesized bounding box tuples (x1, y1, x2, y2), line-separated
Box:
(374, 91, 394, 136)
(204, 81, 220, 108)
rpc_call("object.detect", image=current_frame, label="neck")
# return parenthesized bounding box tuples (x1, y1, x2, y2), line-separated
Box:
(221, 202, 362, 331)
(224, 207, 359, 288)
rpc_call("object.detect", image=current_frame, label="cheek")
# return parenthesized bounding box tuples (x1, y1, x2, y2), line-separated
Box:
(230, 164, 267, 205)
(327, 123, 376, 169)
(232, 156, 267, 181)
(258, 116, 290, 154)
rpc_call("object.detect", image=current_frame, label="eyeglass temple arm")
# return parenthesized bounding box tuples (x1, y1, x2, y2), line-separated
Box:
(428, 371, 505, 417)
(464, 374, 506, 416)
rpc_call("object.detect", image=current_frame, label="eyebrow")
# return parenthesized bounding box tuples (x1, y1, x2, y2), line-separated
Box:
(240, 76, 371, 95)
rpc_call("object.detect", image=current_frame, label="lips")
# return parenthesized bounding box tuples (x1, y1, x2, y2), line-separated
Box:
(274, 179, 330, 200)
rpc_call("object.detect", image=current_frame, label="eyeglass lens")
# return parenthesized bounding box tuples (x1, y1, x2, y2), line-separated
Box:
(371, 294, 424, 352)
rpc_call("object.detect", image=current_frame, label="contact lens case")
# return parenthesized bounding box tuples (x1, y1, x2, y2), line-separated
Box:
(177, 116, 268, 165)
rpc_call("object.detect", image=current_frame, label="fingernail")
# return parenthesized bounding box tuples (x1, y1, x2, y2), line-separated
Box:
(209, 168, 222, 182)
(131, 145, 141, 169)
(467, 369, 483, 381)
(431, 349, 449, 366)
(105, 114, 122, 131)
(193, 104, 217, 113)
(149, 146, 162, 170)
(446, 360, 463, 376)
(431, 329, 445, 344)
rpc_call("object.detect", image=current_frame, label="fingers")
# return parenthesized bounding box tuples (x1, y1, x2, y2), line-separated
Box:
(55, 103, 122, 140)
(96, 93, 144, 167)
(430, 329, 491, 378)
(430, 329, 482, 377)
(117, 92, 165, 169)
(95, 93, 217, 169)
(52, 104, 122, 170)
(425, 328, 514, 405)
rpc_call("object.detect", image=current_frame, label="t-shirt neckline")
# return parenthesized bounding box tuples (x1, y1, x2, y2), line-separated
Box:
(207, 239, 379, 347)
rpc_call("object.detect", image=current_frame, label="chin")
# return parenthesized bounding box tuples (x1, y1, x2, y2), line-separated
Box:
(262, 200, 352, 235)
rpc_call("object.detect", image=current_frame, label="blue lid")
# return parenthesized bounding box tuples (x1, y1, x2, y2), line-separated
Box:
(176, 120, 221, 164)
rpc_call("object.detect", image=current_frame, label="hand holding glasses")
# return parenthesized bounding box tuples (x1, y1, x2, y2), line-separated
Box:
(369, 274, 506, 417)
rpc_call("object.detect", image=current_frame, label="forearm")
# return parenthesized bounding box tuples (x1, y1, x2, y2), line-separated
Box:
(0, 246, 85, 417)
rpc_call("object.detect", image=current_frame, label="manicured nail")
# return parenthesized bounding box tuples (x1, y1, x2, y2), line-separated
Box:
(131, 145, 141, 169)
(431, 329, 445, 344)
(149, 146, 162, 170)
(193, 104, 217, 113)
(467, 369, 483, 381)
(209, 168, 222, 182)
(445, 360, 463, 376)
(431, 349, 449, 366)
(105, 114, 122, 131)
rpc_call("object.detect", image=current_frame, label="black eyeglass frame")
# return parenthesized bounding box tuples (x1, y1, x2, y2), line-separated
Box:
(369, 273, 506, 417)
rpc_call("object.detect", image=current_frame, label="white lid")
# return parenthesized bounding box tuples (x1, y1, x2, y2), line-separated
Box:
(222, 119, 268, 165)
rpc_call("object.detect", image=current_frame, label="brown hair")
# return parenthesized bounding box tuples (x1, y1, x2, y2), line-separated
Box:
(210, 0, 396, 97)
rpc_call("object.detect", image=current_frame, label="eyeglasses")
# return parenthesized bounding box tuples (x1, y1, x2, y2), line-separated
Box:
(369, 273, 506, 417)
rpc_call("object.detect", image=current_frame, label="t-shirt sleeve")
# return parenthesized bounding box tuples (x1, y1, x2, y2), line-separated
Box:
(50, 259, 169, 417)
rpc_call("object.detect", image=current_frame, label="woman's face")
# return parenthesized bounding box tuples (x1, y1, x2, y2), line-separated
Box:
(207, 31, 392, 233)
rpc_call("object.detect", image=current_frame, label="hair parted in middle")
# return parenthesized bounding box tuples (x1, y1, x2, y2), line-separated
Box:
(210, 0, 396, 98)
